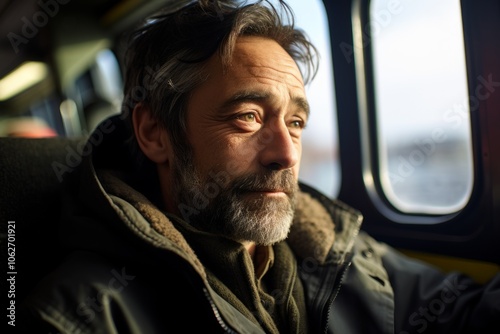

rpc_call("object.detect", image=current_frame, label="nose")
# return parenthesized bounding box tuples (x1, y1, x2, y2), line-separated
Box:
(258, 119, 299, 171)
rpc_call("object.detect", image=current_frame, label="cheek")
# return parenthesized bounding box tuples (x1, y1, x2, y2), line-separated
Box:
(224, 138, 261, 175)
(206, 136, 264, 178)
(189, 127, 229, 161)
(190, 132, 255, 177)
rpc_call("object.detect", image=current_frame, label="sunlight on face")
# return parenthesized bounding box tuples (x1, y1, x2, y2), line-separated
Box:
(172, 37, 307, 245)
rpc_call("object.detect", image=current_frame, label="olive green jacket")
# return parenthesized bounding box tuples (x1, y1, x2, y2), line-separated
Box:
(19, 116, 500, 333)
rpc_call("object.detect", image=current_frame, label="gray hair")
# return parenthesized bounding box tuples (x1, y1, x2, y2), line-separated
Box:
(122, 0, 319, 167)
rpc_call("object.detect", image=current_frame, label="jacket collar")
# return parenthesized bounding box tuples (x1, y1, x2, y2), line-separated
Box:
(77, 115, 364, 270)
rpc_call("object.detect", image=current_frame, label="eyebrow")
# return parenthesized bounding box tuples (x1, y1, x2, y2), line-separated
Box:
(220, 90, 310, 117)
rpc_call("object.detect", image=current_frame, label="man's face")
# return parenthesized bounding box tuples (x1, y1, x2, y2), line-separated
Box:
(172, 36, 308, 246)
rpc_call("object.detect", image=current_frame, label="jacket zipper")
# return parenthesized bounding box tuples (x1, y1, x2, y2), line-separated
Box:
(203, 288, 239, 334)
(322, 258, 353, 334)
(323, 254, 352, 334)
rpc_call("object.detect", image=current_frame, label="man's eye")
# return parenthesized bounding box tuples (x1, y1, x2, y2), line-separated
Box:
(290, 120, 305, 129)
(236, 113, 257, 123)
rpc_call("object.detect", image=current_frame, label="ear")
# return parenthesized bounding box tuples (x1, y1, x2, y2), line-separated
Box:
(132, 103, 171, 164)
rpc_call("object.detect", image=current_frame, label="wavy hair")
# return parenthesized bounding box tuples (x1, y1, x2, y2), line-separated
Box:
(122, 0, 319, 164)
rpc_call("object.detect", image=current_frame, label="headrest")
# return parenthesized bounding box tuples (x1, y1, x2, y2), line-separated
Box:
(0, 137, 84, 303)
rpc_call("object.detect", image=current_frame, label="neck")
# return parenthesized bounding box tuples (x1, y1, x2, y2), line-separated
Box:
(242, 241, 257, 259)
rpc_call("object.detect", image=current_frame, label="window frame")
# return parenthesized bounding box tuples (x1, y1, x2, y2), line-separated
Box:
(354, 0, 476, 223)
(367, 0, 474, 216)
(325, 0, 500, 264)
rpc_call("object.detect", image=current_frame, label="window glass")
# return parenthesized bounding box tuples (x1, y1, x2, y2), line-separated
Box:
(287, 0, 340, 198)
(370, 0, 473, 215)
(65, 49, 123, 134)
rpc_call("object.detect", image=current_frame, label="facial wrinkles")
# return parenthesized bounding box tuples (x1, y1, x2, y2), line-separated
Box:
(233, 55, 307, 128)
(171, 38, 306, 245)
(246, 64, 304, 91)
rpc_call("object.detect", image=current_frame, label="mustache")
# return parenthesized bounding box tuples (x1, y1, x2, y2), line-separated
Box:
(231, 169, 297, 195)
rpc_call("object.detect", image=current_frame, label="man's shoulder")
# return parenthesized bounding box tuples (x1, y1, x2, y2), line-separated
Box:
(18, 251, 131, 332)
(18, 249, 230, 333)
(23, 251, 133, 300)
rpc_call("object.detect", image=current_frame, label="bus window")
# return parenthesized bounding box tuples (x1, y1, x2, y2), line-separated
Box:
(287, 0, 340, 198)
(370, 0, 473, 215)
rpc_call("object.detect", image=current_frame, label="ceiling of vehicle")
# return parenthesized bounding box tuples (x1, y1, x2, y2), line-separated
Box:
(0, 0, 177, 115)
(0, 0, 167, 79)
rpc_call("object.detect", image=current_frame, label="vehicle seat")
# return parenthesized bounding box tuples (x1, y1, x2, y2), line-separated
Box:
(0, 136, 84, 303)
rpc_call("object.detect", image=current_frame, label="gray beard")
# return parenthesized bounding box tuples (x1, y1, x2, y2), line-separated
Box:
(172, 151, 297, 246)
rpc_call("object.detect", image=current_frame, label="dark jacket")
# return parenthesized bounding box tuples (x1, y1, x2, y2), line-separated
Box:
(19, 116, 500, 333)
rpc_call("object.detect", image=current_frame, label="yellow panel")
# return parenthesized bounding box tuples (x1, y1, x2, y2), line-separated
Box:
(400, 249, 499, 284)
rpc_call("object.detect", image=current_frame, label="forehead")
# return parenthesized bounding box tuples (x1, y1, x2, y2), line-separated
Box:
(199, 36, 305, 92)
(228, 36, 305, 87)
(186, 36, 308, 118)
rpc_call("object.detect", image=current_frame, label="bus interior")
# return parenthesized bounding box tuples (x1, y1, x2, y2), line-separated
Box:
(0, 0, 499, 306)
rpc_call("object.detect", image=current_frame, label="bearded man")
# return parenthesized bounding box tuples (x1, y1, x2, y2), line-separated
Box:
(19, 1, 500, 333)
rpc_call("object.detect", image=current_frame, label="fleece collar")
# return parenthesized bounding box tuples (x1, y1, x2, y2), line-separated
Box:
(289, 191, 336, 264)
(97, 169, 338, 274)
